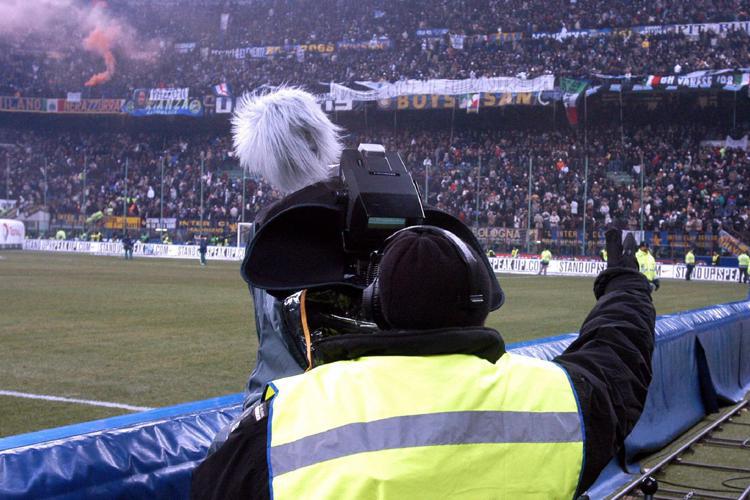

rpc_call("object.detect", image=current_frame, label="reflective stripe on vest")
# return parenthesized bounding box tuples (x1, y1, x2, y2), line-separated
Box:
(265, 353, 584, 499)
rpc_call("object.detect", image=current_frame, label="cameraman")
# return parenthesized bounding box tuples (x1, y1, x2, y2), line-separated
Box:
(192, 227, 654, 499)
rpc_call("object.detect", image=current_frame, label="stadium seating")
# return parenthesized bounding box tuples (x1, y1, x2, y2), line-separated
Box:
(3, 124, 748, 256)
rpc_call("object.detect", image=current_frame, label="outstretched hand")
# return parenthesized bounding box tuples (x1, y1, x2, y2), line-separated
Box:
(604, 229, 638, 270)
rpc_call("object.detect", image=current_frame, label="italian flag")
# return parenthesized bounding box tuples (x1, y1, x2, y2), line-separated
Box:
(645, 75, 662, 87)
(560, 78, 588, 126)
(466, 93, 480, 113)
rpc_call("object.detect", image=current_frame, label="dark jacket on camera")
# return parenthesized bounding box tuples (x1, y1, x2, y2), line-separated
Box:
(191, 267, 655, 499)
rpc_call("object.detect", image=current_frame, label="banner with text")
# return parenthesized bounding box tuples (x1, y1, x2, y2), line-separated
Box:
(20, 239, 740, 282)
(532, 20, 750, 41)
(104, 216, 142, 230)
(333, 75, 555, 101)
(416, 28, 449, 38)
(211, 39, 391, 60)
(376, 91, 558, 110)
(177, 219, 237, 236)
(631, 20, 750, 37)
(0, 218, 24, 249)
(489, 257, 740, 282)
(23, 239, 245, 261)
(642, 70, 750, 91)
(145, 218, 177, 230)
(718, 230, 750, 256)
(336, 39, 393, 51)
(0, 97, 124, 114)
(174, 42, 197, 53)
(123, 88, 203, 117)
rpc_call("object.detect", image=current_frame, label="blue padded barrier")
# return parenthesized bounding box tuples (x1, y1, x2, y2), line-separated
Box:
(623, 301, 750, 467)
(698, 301, 750, 402)
(0, 394, 243, 499)
(622, 320, 706, 467)
(1, 301, 749, 499)
(505, 333, 576, 360)
(585, 300, 750, 498)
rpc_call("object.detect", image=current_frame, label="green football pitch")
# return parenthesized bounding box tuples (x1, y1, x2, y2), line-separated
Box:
(0, 251, 747, 438)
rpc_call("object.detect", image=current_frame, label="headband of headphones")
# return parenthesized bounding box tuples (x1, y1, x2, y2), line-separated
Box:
(362, 225, 488, 329)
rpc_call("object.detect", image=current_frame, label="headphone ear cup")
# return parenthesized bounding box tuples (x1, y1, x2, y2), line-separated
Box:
(362, 278, 387, 329)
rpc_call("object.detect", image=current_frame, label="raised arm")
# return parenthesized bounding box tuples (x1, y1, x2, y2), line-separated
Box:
(554, 230, 656, 494)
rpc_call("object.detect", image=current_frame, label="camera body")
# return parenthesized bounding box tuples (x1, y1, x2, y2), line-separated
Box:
(241, 143, 502, 312)
(340, 144, 425, 255)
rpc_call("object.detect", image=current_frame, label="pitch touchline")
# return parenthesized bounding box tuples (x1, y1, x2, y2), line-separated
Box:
(0, 390, 154, 412)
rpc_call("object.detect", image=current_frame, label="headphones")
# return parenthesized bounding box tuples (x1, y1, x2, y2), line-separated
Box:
(362, 225, 488, 329)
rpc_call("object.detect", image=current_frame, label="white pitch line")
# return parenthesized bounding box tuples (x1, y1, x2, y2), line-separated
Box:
(0, 390, 154, 412)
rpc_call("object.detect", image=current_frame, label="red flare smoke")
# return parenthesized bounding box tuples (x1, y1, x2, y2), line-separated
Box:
(83, 26, 118, 86)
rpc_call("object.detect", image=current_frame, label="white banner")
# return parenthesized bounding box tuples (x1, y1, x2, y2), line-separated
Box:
(0, 219, 24, 248)
(149, 88, 189, 101)
(633, 20, 750, 37)
(23, 239, 245, 261)
(701, 135, 749, 151)
(211, 46, 269, 59)
(18, 241, 742, 282)
(174, 42, 197, 53)
(449, 34, 465, 50)
(330, 75, 555, 101)
(489, 257, 741, 283)
(145, 217, 177, 230)
(533, 20, 750, 41)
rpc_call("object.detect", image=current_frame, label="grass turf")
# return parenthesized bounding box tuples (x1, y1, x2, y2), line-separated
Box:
(0, 250, 747, 437)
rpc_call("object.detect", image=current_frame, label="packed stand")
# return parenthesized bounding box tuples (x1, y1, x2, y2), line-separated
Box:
(2, 0, 750, 97)
(0, 130, 279, 229)
(3, 124, 749, 245)
(116, 0, 750, 47)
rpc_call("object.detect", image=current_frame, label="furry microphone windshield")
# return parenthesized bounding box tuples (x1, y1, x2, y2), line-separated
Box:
(232, 87, 344, 193)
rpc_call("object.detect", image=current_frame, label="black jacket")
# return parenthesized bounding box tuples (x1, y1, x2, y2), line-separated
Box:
(191, 268, 655, 499)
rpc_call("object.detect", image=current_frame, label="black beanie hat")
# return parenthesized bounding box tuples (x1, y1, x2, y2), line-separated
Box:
(377, 229, 492, 329)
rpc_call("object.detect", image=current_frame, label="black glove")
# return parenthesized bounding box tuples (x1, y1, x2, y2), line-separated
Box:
(594, 229, 650, 299)
(605, 229, 638, 270)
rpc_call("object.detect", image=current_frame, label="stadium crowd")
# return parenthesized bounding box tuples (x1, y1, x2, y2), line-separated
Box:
(0, 129, 277, 228)
(118, 0, 750, 47)
(3, 123, 749, 243)
(2, 0, 750, 97)
(2, 0, 749, 250)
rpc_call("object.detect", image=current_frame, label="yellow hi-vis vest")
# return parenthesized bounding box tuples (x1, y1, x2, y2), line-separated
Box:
(636, 250, 657, 281)
(635, 249, 648, 269)
(685, 252, 695, 265)
(643, 254, 657, 281)
(264, 353, 584, 499)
